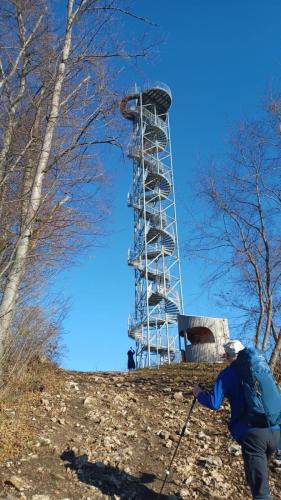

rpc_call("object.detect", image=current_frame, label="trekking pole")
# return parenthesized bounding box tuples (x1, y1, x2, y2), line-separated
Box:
(159, 396, 197, 496)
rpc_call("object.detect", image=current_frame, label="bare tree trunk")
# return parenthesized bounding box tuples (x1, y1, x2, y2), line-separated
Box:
(0, 4, 43, 186)
(0, 8, 44, 95)
(262, 294, 272, 351)
(0, 0, 76, 357)
(255, 170, 273, 352)
(269, 329, 281, 371)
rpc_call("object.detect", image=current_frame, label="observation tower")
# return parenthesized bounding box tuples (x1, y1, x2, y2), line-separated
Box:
(120, 82, 183, 367)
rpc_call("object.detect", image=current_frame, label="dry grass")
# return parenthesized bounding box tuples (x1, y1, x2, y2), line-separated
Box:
(0, 360, 63, 461)
(137, 362, 224, 389)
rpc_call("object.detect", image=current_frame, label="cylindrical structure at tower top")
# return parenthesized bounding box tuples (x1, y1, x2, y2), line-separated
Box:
(120, 82, 183, 368)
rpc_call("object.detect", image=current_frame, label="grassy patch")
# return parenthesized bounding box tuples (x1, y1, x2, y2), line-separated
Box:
(0, 361, 63, 461)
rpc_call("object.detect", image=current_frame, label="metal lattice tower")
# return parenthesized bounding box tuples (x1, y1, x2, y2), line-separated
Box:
(120, 82, 183, 368)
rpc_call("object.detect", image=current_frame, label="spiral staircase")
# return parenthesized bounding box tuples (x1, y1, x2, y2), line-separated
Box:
(120, 83, 183, 367)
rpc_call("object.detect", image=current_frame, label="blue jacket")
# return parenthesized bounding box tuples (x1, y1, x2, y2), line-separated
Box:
(197, 364, 279, 441)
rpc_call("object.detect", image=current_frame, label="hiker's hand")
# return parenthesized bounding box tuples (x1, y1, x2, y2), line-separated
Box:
(193, 384, 203, 398)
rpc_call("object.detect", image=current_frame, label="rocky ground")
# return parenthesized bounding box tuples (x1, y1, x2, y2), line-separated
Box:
(0, 362, 280, 500)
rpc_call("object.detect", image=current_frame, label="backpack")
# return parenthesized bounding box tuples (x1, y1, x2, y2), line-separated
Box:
(232, 347, 281, 427)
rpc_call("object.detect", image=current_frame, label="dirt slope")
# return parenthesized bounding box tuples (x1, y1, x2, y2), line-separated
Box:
(0, 363, 280, 500)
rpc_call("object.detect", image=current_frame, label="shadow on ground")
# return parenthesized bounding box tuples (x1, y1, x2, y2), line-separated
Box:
(61, 449, 173, 499)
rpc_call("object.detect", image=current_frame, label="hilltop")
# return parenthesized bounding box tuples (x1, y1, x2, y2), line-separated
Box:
(0, 362, 280, 499)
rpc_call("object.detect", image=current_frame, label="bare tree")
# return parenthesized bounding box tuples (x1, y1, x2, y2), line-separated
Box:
(0, 0, 153, 371)
(186, 104, 281, 369)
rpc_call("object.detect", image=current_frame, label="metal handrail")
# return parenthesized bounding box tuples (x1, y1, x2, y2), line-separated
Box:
(128, 146, 169, 179)
(146, 243, 172, 255)
(125, 81, 172, 100)
(125, 105, 168, 135)
(146, 219, 174, 235)
(145, 169, 171, 189)
(129, 244, 172, 259)
(142, 81, 172, 98)
(141, 107, 168, 134)
(129, 313, 177, 328)
(128, 196, 174, 230)
(147, 283, 180, 304)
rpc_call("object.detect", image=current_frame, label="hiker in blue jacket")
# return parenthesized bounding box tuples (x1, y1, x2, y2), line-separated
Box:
(193, 340, 281, 500)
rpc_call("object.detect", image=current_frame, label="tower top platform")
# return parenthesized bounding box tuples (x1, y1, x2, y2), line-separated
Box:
(120, 82, 172, 119)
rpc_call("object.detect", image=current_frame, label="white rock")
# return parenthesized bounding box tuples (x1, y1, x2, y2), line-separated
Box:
(173, 392, 183, 400)
(228, 443, 241, 456)
(86, 412, 102, 423)
(40, 399, 52, 412)
(37, 437, 51, 446)
(83, 396, 96, 407)
(158, 430, 170, 440)
(183, 476, 193, 485)
(272, 458, 281, 467)
(5, 476, 30, 491)
(165, 439, 173, 448)
(210, 470, 225, 482)
(198, 431, 207, 439)
(65, 381, 79, 391)
(179, 489, 190, 498)
(198, 456, 223, 468)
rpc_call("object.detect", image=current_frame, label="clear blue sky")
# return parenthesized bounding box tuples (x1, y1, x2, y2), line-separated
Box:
(56, 0, 281, 372)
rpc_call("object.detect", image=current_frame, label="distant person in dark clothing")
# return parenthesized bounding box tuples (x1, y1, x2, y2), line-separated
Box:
(127, 347, 135, 371)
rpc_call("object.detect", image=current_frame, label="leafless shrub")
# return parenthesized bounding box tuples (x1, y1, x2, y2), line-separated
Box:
(0, 300, 66, 395)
